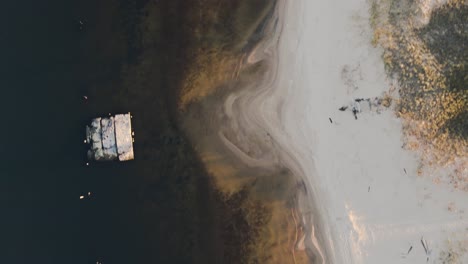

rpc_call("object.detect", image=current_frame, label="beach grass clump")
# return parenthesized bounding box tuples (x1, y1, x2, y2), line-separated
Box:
(417, 2, 468, 140)
(370, 0, 467, 189)
(438, 238, 468, 264)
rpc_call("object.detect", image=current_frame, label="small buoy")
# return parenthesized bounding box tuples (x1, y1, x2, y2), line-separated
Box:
(79, 195, 85, 200)
(84, 139, 87, 143)
(83, 95, 88, 100)
(87, 192, 91, 196)
(108, 113, 111, 116)
(130, 115, 133, 119)
(86, 162, 89, 166)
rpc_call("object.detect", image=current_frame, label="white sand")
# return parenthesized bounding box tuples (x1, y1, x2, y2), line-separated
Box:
(242, 0, 468, 263)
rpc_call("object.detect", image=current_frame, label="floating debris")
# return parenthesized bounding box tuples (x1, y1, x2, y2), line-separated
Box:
(77, 19, 86, 31)
(339, 94, 393, 120)
(352, 101, 360, 120)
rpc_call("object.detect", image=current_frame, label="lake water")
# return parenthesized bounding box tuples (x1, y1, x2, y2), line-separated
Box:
(0, 0, 218, 263)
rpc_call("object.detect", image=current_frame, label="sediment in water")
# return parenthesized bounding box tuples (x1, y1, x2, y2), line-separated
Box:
(178, 1, 328, 263)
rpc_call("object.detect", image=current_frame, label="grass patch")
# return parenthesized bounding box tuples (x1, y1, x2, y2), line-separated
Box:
(371, 0, 467, 189)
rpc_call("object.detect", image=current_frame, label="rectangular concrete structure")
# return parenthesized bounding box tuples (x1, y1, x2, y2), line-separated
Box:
(86, 113, 134, 161)
(114, 114, 134, 161)
(101, 117, 118, 160)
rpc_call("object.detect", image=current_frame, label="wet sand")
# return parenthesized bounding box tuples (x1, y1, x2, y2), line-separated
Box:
(178, 1, 325, 263)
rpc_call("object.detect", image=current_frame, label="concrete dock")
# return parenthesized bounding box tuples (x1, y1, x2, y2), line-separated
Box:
(86, 113, 134, 161)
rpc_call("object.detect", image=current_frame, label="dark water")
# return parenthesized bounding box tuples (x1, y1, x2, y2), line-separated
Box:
(0, 0, 221, 263)
(1, 0, 88, 262)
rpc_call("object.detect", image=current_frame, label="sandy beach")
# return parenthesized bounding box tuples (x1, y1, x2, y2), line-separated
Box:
(230, 0, 468, 263)
(273, 0, 468, 263)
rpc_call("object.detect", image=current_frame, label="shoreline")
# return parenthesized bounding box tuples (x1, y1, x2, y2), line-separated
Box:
(192, 0, 333, 262)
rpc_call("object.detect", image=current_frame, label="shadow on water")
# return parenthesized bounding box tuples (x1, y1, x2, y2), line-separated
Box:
(1, 0, 279, 263)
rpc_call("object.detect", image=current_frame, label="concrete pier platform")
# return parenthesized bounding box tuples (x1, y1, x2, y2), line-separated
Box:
(86, 113, 134, 161)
